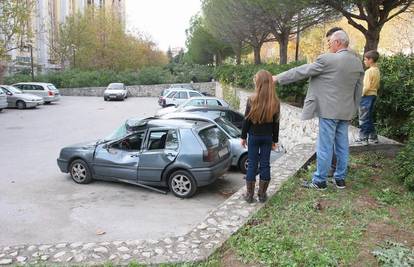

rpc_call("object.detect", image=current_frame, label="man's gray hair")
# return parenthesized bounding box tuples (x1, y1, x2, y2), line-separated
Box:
(331, 30, 350, 47)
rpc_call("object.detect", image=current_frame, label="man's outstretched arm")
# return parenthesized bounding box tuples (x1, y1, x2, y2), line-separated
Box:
(273, 55, 326, 85)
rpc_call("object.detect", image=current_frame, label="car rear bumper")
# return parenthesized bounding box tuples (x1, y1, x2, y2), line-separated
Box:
(191, 156, 232, 187)
(44, 95, 60, 102)
(57, 158, 69, 173)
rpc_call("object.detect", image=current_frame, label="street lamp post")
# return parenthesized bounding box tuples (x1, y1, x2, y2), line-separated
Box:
(24, 44, 35, 81)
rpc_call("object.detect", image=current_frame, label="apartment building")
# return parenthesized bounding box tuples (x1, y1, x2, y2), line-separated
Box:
(5, 0, 125, 74)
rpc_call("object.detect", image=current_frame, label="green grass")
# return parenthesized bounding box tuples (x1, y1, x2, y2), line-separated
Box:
(222, 152, 414, 267)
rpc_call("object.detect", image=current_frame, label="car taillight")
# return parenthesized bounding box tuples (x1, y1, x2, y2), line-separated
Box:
(48, 91, 54, 96)
(203, 149, 217, 162)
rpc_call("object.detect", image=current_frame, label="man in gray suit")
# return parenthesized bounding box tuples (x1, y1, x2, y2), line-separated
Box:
(274, 30, 364, 190)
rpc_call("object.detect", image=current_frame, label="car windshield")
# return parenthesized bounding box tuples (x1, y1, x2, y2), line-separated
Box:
(108, 83, 124, 89)
(104, 123, 129, 141)
(214, 117, 241, 138)
(6, 86, 22, 94)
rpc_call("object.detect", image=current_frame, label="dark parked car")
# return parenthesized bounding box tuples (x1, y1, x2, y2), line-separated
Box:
(183, 106, 245, 129)
(57, 118, 231, 198)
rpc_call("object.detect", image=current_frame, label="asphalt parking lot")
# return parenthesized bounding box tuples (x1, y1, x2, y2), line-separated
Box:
(0, 96, 245, 246)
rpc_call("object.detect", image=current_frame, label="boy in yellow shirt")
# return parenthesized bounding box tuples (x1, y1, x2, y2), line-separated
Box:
(356, 50, 380, 145)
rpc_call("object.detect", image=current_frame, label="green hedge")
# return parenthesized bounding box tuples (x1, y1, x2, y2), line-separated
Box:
(394, 112, 414, 191)
(4, 64, 215, 88)
(214, 61, 308, 104)
(375, 54, 414, 141)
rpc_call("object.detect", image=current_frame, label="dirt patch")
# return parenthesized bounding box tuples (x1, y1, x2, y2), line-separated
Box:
(370, 175, 382, 182)
(354, 195, 380, 211)
(221, 247, 262, 267)
(353, 222, 414, 266)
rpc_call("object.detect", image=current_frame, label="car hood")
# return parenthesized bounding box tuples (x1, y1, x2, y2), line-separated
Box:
(65, 141, 98, 150)
(15, 93, 43, 101)
(156, 106, 178, 116)
(105, 89, 125, 93)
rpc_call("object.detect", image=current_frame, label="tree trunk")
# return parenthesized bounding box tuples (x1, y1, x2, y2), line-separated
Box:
(236, 49, 241, 65)
(277, 30, 290, 65)
(253, 45, 261, 65)
(364, 27, 381, 54)
(215, 51, 222, 66)
(0, 62, 5, 84)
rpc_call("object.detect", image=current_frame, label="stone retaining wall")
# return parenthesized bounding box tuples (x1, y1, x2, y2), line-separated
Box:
(59, 82, 217, 97)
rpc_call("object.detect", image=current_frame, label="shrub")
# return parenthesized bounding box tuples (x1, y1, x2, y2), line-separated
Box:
(137, 67, 173, 85)
(214, 62, 308, 104)
(394, 111, 414, 191)
(167, 63, 214, 83)
(376, 54, 414, 141)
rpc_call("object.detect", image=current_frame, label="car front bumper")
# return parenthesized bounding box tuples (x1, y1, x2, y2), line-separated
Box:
(191, 156, 232, 187)
(57, 158, 69, 173)
(25, 100, 44, 108)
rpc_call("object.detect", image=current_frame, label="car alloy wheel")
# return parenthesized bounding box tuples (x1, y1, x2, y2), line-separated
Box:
(169, 170, 196, 198)
(69, 159, 92, 184)
(16, 100, 26, 110)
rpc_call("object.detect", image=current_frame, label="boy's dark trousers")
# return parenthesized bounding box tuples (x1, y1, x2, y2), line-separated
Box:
(359, 95, 377, 139)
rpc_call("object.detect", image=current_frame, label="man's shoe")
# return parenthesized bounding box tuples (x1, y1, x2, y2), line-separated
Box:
(302, 181, 327, 191)
(354, 137, 369, 146)
(333, 179, 346, 189)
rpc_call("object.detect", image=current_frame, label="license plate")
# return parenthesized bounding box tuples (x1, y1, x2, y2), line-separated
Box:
(218, 147, 228, 158)
(110, 95, 116, 98)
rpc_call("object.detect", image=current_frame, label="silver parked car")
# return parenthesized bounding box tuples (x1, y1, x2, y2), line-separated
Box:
(161, 112, 285, 174)
(13, 82, 60, 104)
(57, 117, 231, 198)
(156, 96, 230, 117)
(0, 85, 44, 109)
(0, 88, 7, 112)
(104, 83, 128, 101)
(158, 89, 203, 107)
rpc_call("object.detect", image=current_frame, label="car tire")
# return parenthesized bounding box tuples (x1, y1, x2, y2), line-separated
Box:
(16, 100, 26, 110)
(239, 154, 248, 174)
(168, 170, 197, 198)
(45, 101, 51, 104)
(104, 97, 108, 101)
(69, 159, 93, 184)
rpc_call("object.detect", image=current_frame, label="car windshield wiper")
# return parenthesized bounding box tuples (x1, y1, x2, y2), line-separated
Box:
(96, 139, 111, 145)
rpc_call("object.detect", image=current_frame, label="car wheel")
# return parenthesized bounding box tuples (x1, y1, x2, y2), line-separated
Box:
(239, 154, 248, 174)
(104, 97, 108, 101)
(16, 100, 26, 110)
(69, 159, 92, 184)
(168, 170, 197, 198)
(45, 101, 51, 104)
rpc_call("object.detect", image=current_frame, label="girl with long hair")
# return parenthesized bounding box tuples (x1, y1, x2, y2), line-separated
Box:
(241, 70, 280, 203)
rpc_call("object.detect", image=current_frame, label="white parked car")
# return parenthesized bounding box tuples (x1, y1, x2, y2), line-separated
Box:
(156, 96, 229, 117)
(158, 89, 203, 108)
(13, 82, 60, 104)
(104, 83, 128, 101)
(0, 87, 7, 112)
(0, 85, 44, 109)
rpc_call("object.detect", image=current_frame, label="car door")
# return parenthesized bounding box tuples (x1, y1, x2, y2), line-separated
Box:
(1, 87, 17, 107)
(138, 129, 179, 182)
(176, 91, 189, 106)
(93, 131, 145, 180)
